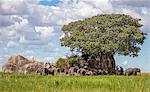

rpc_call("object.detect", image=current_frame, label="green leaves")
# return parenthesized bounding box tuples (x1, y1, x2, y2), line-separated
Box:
(60, 14, 146, 57)
(56, 55, 80, 68)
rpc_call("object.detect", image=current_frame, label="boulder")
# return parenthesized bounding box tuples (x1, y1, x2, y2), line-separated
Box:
(2, 54, 44, 74)
(21, 62, 44, 74)
(2, 54, 31, 73)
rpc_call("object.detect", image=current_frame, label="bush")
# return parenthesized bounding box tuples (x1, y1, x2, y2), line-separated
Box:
(56, 55, 80, 68)
(56, 58, 67, 68)
(108, 68, 116, 75)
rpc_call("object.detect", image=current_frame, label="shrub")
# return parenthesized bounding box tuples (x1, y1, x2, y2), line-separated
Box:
(56, 55, 80, 68)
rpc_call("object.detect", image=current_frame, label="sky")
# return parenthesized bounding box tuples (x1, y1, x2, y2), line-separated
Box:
(0, 0, 150, 72)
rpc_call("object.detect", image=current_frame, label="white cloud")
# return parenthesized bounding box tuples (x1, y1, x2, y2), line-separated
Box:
(59, 33, 65, 39)
(81, 0, 113, 12)
(141, 7, 148, 15)
(122, 61, 128, 65)
(111, 0, 150, 8)
(24, 50, 35, 55)
(7, 41, 18, 48)
(19, 36, 28, 44)
(61, 55, 67, 59)
(0, 41, 3, 44)
(4, 48, 8, 53)
(26, 55, 35, 60)
(121, 8, 141, 18)
(48, 42, 54, 47)
(44, 57, 56, 63)
(35, 26, 56, 39)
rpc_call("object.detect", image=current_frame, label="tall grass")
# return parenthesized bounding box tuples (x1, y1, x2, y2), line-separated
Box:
(0, 72, 150, 92)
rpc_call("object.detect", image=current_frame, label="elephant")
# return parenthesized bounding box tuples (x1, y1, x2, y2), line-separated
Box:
(97, 69, 104, 75)
(77, 68, 86, 75)
(43, 67, 60, 75)
(43, 68, 54, 75)
(125, 68, 141, 76)
(85, 70, 93, 76)
(36, 67, 45, 75)
(88, 68, 102, 75)
(115, 66, 124, 75)
(68, 67, 79, 76)
(90, 69, 98, 75)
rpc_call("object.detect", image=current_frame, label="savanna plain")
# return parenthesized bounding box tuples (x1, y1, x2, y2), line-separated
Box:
(0, 72, 150, 92)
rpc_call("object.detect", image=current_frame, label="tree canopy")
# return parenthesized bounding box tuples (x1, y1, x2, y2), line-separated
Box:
(60, 14, 146, 57)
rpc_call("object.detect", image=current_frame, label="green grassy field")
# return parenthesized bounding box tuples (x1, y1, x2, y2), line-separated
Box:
(0, 73, 150, 92)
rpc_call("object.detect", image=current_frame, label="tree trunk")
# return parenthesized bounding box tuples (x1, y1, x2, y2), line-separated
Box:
(81, 52, 115, 74)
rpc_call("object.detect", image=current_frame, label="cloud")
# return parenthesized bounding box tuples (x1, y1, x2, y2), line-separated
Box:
(7, 41, 18, 48)
(122, 61, 128, 65)
(19, 36, 28, 44)
(0, 41, 3, 44)
(44, 56, 56, 63)
(111, 0, 150, 8)
(59, 33, 65, 39)
(61, 55, 67, 59)
(24, 50, 35, 55)
(35, 26, 56, 39)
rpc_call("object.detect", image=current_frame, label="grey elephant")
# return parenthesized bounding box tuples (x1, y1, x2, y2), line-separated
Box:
(115, 66, 124, 75)
(77, 68, 86, 75)
(36, 67, 45, 75)
(68, 67, 79, 76)
(85, 70, 93, 76)
(97, 69, 104, 75)
(43, 67, 59, 75)
(125, 68, 141, 76)
(90, 69, 98, 75)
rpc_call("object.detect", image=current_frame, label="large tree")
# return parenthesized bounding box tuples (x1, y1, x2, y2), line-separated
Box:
(60, 14, 146, 72)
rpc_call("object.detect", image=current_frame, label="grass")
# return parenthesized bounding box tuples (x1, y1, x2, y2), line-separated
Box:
(0, 72, 150, 92)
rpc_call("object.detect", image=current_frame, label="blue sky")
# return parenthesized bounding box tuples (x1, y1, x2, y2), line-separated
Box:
(0, 0, 150, 72)
(40, 0, 60, 6)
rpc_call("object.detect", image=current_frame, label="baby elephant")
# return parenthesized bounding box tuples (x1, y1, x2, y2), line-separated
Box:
(125, 68, 141, 76)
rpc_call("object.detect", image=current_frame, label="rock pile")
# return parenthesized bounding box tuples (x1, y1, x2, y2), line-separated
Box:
(2, 54, 44, 74)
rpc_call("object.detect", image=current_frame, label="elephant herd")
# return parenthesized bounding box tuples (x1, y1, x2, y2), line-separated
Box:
(38, 62, 141, 76)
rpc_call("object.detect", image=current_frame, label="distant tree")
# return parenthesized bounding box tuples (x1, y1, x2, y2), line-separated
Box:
(56, 55, 80, 68)
(60, 14, 146, 72)
(56, 58, 67, 68)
